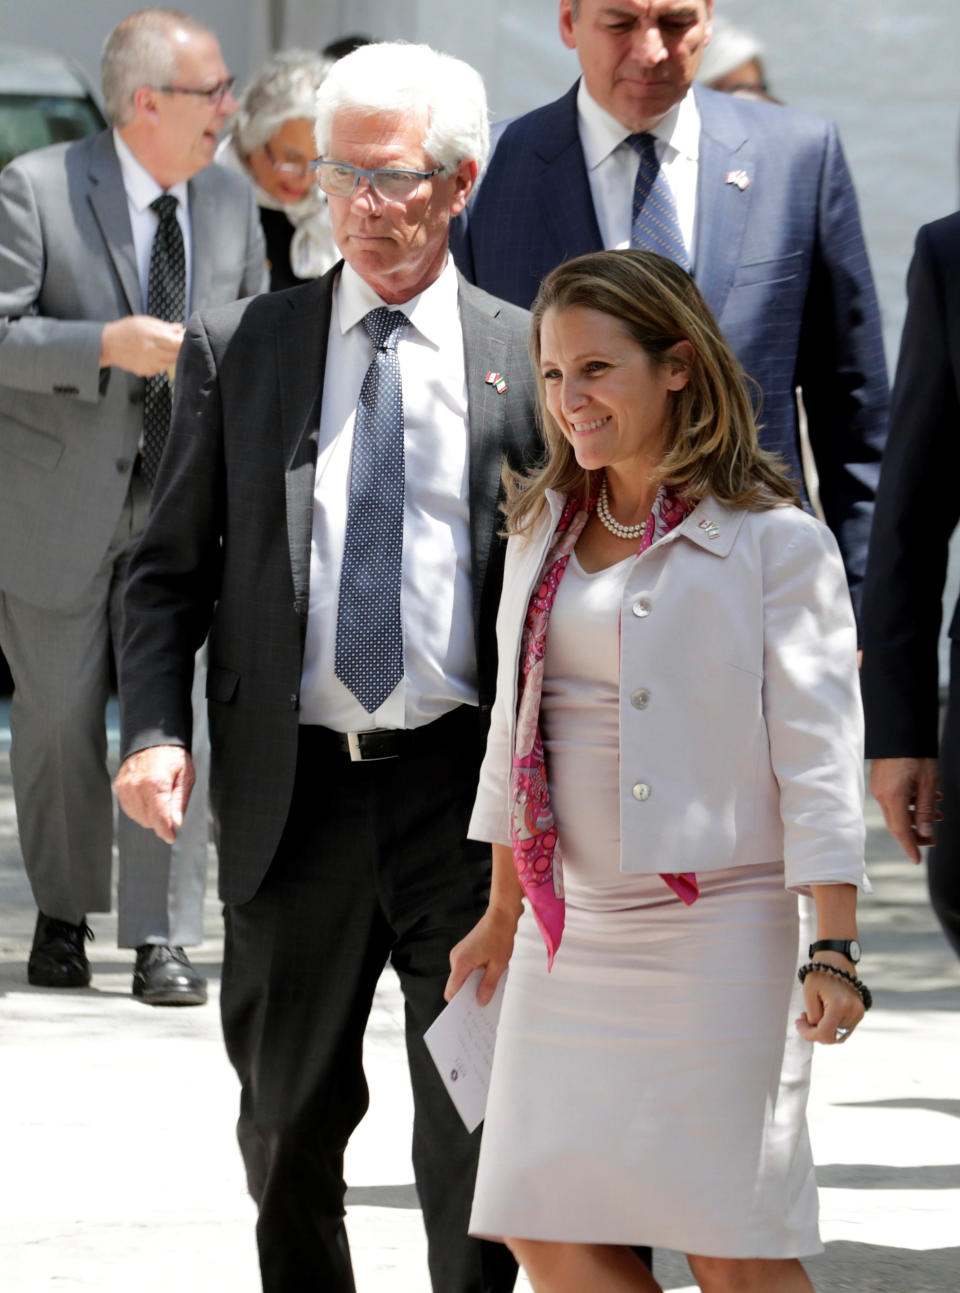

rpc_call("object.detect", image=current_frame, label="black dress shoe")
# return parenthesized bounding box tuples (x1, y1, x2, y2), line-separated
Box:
(28, 912, 93, 988)
(132, 944, 207, 1006)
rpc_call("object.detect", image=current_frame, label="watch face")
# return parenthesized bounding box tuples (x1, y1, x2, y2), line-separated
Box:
(810, 939, 861, 963)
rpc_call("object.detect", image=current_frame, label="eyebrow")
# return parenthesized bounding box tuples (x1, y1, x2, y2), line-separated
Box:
(597, 3, 701, 17)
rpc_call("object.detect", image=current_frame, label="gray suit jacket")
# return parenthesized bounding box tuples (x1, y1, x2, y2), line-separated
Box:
(119, 267, 540, 904)
(0, 129, 267, 608)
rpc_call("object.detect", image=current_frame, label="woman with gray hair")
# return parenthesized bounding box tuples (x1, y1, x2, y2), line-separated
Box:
(217, 49, 337, 291)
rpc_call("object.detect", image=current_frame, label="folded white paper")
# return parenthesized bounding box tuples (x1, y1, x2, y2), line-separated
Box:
(423, 968, 508, 1133)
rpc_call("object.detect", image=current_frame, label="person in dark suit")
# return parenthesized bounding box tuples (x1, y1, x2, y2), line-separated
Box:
(861, 214, 960, 960)
(0, 8, 266, 1001)
(453, 0, 888, 608)
(114, 41, 538, 1293)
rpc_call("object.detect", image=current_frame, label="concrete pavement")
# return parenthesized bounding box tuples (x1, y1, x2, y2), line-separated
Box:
(1, 699, 957, 1292)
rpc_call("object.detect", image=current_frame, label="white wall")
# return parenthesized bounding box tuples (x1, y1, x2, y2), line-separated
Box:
(0, 0, 272, 105)
(281, 0, 578, 122)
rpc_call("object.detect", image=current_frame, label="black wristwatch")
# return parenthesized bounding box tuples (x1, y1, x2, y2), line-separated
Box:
(809, 939, 861, 964)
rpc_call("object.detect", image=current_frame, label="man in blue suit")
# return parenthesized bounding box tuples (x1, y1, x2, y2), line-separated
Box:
(454, 0, 888, 607)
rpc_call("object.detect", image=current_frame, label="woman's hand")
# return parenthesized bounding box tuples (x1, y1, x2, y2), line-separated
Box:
(445, 905, 520, 1007)
(800, 884, 865, 1044)
(795, 956, 866, 1045)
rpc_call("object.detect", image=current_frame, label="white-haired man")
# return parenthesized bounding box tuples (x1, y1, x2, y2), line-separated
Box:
(115, 40, 538, 1293)
(0, 9, 266, 1003)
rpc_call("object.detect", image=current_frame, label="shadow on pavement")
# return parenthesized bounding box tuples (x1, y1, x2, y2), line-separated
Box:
(817, 1162, 960, 1188)
(806, 1241, 960, 1293)
(345, 1183, 420, 1209)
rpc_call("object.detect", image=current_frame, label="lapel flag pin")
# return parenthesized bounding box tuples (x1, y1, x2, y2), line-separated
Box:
(725, 170, 751, 191)
(485, 371, 508, 394)
(698, 518, 721, 539)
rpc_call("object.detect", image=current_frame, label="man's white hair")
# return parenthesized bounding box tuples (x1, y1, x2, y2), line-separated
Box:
(314, 42, 490, 176)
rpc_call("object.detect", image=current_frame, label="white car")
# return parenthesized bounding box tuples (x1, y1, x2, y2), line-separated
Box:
(0, 41, 105, 172)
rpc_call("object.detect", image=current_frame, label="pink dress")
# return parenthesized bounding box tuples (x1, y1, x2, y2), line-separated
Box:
(468, 551, 821, 1257)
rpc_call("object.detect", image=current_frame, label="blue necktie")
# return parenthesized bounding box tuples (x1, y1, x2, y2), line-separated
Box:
(335, 307, 408, 713)
(628, 133, 690, 273)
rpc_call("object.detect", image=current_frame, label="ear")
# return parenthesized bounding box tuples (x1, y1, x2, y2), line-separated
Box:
(559, 0, 578, 51)
(703, 0, 714, 46)
(448, 158, 478, 217)
(664, 340, 694, 391)
(130, 84, 160, 124)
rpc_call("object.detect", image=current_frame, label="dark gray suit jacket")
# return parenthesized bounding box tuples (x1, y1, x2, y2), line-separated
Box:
(861, 213, 960, 758)
(0, 129, 266, 608)
(453, 81, 889, 610)
(119, 267, 539, 904)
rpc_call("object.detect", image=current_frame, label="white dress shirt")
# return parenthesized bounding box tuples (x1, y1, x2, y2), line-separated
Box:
(113, 130, 193, 314)
(299, 257, 477, 731)
(576, 82, 700, 264)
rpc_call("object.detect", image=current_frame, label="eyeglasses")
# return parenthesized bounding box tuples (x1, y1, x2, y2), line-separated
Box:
(310, 160, 444, 203)
(156, 76, 236, 106)
(263, 139, 313, 179)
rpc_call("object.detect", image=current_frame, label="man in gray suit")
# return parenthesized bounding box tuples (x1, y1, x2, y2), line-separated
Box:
(0, 9, 266, 1002)
(116, 40, 536, 1293)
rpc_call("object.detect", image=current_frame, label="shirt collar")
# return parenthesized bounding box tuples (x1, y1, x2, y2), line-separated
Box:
(576, 81, 700, 170)
(336, 255, 459, 348)
(113, 129, 189, 214)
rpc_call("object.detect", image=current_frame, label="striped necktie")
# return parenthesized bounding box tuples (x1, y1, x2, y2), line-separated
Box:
(628, 132, 690, 273)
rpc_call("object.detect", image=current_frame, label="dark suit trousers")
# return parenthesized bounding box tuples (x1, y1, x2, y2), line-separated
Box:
(220, 709, 518, 1293)
(932, 650, 960, 958)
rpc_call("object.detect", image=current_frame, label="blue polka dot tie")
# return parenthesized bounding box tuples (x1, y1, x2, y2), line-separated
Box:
(628, 133, 690, 273)
(335, 307, 408, 713)
(141, 193, 186, 487)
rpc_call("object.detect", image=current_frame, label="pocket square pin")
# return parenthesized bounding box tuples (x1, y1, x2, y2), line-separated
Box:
(485, 371, 508, 394)
(725, 170, 751, 191)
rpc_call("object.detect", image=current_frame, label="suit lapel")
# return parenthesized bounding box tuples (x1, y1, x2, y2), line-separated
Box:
(460, 278, 512, 626)
(277, 271, 337, 617)
(692, 86, 754, 321)
(86, 132, 141, 315)
(186, 169, 217, 312)
(533, 83, 604, 263)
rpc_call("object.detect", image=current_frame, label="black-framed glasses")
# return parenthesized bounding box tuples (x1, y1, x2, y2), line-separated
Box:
(263, 139, 313, 179)
(310, 160, 444, 202)
(156, 76, 236, 106)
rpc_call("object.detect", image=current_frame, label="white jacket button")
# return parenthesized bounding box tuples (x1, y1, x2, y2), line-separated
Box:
(631, 688, 650, 709)
(632, 782, 651, 801)
(632, 598, 651, 618)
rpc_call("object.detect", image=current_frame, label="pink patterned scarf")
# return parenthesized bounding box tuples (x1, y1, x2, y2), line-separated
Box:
(510, 487, 700, 969)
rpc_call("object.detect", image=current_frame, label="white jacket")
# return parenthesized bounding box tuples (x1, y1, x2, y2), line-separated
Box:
(468, 492, 867, 892)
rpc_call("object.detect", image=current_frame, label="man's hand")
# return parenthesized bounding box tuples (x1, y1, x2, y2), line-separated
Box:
(870, 756, 941, 863)
(114, 745, 195, 844)
(100, 316, 184, 377)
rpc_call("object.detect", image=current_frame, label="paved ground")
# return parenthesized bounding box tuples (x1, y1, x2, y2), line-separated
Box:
(1, 699, 957, 1292)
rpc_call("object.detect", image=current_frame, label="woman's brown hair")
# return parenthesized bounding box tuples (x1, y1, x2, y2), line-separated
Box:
(504, 249, 800, 535)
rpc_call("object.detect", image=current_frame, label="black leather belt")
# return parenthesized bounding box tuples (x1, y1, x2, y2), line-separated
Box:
(302, 705, 474, 763)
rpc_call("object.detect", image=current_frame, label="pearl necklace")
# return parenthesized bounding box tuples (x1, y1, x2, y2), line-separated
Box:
(596, 478, 649, 540)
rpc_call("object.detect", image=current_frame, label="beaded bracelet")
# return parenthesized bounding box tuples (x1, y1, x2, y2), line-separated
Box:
(798, 961, 873, 1011)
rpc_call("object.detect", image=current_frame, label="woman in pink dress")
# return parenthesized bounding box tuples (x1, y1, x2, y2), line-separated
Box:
(446, 250, 871, 1293)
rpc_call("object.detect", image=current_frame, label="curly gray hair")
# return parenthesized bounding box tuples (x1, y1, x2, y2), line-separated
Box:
(228, 49, 332, 157)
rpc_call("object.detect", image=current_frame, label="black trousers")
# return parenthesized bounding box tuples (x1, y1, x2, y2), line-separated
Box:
(932, 657, 960, 958)
(220, 709, 518, 1293)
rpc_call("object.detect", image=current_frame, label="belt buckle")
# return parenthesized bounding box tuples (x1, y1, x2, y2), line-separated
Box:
(345, 730, 397, 762)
